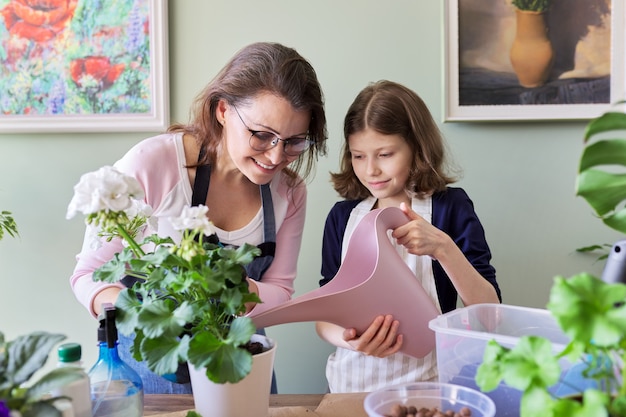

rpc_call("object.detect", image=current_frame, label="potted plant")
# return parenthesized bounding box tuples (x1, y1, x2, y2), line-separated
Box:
(0, 330, 88, 417)
(475, 107, 626, 417)
(66, 166, 276, 417)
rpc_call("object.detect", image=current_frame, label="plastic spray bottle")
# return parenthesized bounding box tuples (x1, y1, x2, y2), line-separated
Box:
(88, 303, 144, 417)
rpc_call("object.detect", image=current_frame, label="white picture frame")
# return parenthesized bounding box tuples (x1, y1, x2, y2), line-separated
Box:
(443, 0, 624, 122)
(0, 0, 169, 132)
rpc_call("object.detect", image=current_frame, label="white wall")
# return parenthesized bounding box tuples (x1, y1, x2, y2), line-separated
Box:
(0, 0, 621, 394)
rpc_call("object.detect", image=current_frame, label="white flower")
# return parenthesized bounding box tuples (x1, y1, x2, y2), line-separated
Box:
(125, 199, 158, 233)
(170, 205, 215, 236)
(66, 166, 145, 219)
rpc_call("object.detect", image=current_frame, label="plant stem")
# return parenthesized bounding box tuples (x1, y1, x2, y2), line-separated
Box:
(116, 224, 145, 258)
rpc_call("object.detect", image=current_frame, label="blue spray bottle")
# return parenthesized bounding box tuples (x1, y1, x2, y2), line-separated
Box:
(88, 303, 144, 417)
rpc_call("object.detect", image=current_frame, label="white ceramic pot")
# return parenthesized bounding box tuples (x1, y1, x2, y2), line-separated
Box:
(188, 334, 276, 417)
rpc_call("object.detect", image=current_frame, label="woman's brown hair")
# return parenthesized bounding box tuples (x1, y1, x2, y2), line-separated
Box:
(169, 42, 328, 186)
(331, 80, 457, 199)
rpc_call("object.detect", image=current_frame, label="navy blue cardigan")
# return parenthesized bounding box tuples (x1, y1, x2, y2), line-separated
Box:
(320, 187, 501, 313)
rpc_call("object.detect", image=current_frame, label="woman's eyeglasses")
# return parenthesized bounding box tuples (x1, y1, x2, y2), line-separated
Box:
(232, 106, 313, 157)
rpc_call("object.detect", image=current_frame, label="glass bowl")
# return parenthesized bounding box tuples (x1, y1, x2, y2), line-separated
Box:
(363, 381, 496, 417)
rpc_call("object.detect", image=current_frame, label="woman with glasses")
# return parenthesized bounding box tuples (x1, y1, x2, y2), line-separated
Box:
(69, 42, 328, 393)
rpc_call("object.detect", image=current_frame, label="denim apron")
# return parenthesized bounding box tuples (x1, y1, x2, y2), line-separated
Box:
(119, 150, 277, 394)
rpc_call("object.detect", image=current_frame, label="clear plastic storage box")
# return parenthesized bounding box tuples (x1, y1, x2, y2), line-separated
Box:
(428, 303, 591, 417)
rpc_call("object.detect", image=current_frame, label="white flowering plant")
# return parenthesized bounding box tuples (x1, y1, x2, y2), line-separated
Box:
(67, 166, 262, 384)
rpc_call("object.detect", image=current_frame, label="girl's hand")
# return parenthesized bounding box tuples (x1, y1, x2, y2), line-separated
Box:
(343, 315, 403, 358)
(392, 202, 452, 260)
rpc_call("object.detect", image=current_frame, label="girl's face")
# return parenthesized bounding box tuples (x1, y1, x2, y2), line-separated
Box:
(348, 127, 413, 207)
(220, 93, 310, 185)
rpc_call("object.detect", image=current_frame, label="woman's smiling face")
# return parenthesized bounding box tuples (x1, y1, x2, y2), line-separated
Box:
(349, 127, 413, 207)
(221, 93, 311, 185)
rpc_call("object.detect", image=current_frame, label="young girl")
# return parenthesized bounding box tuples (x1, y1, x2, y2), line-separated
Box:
(316, 80, 501, 393)
(70, 42, 328, 393)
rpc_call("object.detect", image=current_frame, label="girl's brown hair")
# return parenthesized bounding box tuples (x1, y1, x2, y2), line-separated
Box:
(169, 42, 328, 186)
(331, 80, 458, 199)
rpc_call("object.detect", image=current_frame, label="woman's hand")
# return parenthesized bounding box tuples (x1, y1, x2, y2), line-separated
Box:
(343, 315, 403, 358)
(92, 287, 121, 316)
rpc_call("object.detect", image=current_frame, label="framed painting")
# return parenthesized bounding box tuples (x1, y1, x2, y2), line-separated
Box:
(0, 0, 168, 133)
(444, 0, 624, 122)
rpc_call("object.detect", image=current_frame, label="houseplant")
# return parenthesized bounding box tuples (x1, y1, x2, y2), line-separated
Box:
(66, 165, 277, 416)
(0, 329, 87, 417)
(475, 107, 626, 417)
(2, 215, 89, 417)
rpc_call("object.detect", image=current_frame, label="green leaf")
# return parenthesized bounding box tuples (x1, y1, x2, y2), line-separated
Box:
(520, 386, 556, 417)
(611, 393, 626, 416)
(25, 368, 86, 402)
(548, 274, 626, 347)
(475, 362, 503, 392)
(22, 400, 63, 417)
(228, 317, 256, 347)
(550, 389, 610, 417)
(2, 332, 66, 389)
(575, 170, 626, 217)
(200, 343, 252, 384)
(141, 334, 190, 376)
(584, 111, 626, 142)
(577, 110, 626, 234)
(0, 211, 19, 241)
(575, 244, 610, 253)
(187, 329, 255, 383)
(93, 250, 135, 283)
(578, 139, 626, 171)
(476, 340, 508, 392)
(500, 336, 561, 391)
(602, 209, 626, 235)
(114, 289, 142, 335)
(134, 299, 193, 338)
(187, 331, 222, 366)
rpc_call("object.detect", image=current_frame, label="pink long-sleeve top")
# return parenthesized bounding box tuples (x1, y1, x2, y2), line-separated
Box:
(69, 133, 305, 318)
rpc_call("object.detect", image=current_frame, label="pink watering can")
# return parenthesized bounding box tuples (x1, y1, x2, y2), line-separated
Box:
(248, 206, 439, 359)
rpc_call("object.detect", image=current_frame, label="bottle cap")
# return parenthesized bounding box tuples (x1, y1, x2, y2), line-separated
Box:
(58, 342, 82, 362)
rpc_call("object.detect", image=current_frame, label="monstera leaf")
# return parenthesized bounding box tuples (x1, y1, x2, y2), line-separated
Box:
(577, 109, 626, 235)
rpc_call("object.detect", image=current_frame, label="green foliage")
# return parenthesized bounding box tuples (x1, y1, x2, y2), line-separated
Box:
(0, 211, 18, 241)
(93, 235, 262, 384)
(512, 0, 552, 12)
(476, 273, 626, 417)
(477, 106, 626, 416)
(577, 110, 626, 235)
(0, 331, 86, 417)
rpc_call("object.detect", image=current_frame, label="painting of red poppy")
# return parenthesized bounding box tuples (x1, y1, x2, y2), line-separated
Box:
(0, 0, 168, 132)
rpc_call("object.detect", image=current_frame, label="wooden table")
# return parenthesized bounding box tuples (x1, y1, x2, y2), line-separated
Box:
(144, 393, 326, 415)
